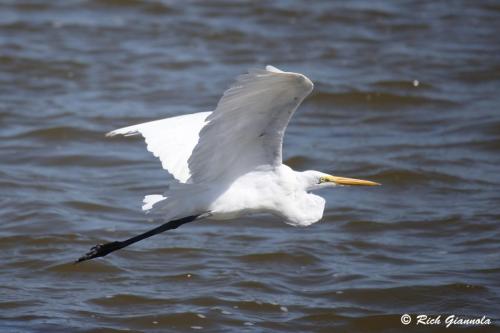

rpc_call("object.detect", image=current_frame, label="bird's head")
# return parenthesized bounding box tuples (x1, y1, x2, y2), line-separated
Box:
(300, 170, 380, 191)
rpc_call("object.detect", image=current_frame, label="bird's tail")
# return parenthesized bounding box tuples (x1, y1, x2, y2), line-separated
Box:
(142, 183, 209, 221)
(142, 194, 167, 211)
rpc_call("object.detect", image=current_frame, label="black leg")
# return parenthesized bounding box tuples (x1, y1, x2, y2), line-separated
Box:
(76, 215, 200, 263)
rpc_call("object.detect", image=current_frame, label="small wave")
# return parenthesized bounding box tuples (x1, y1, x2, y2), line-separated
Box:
(318, 283, 489, 307)
(31, 154, 127, 167)
(235, 251, 320, 265)
(89, 293, 174, 307)
(47, 260, 126, 274)
(283, 155, 315, 169)
(317, 7, 396, 24)
(153, 247, 205, 255)
(373, 79, 434, 90)
(0, 300, 42, 310)
(0, 54, 87, 77)
(364, 253, 418, 265)
(295, 311, 348, 325)
(12, 126, 103, 141)
(372, 169, 463, 186)
(233, 280, 281, 294)
(310, 91, 456, 109)
(439, 118, 500, 137)
(104, 312, 211, 330)
(342, 220, 392, 233)
(90, 0, 174, 15)
(65, 200, 122, 213)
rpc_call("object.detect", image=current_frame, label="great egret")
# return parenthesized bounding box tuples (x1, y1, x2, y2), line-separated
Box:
(77, 65, 379, 263)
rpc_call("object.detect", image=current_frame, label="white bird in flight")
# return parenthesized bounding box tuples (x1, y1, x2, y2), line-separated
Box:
(77, 65, 379, 263)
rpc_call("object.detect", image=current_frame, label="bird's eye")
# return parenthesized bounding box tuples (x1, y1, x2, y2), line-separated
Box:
(318, 177, 325, 184)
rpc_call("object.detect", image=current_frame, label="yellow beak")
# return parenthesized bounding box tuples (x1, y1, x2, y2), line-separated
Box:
(324, 175, 380, 186)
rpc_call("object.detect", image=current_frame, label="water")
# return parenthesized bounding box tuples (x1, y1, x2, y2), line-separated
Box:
(1, 1, 499, 332)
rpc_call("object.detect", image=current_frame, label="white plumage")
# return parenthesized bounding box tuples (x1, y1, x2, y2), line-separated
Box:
(107, 111, 211, 183)
(107, 65, 379, 226)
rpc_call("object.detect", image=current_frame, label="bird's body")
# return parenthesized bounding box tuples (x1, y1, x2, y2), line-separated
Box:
(77, 65, 379, 263)
(150, 164, 326, 226)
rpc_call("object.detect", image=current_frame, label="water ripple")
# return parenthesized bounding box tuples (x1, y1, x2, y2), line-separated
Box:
(1, 0, 499, 332)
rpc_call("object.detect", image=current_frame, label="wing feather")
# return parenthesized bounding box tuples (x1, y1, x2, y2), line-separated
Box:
(107, 112, 211, 183)
(188, 66, 313, 183)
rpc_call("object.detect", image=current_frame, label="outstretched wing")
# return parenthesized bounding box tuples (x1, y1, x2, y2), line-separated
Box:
(107, 111, 211, 183)
(188, 66, 313, 184)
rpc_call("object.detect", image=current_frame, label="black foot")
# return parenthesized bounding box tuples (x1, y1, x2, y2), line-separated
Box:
(75, 241, 123, 263)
